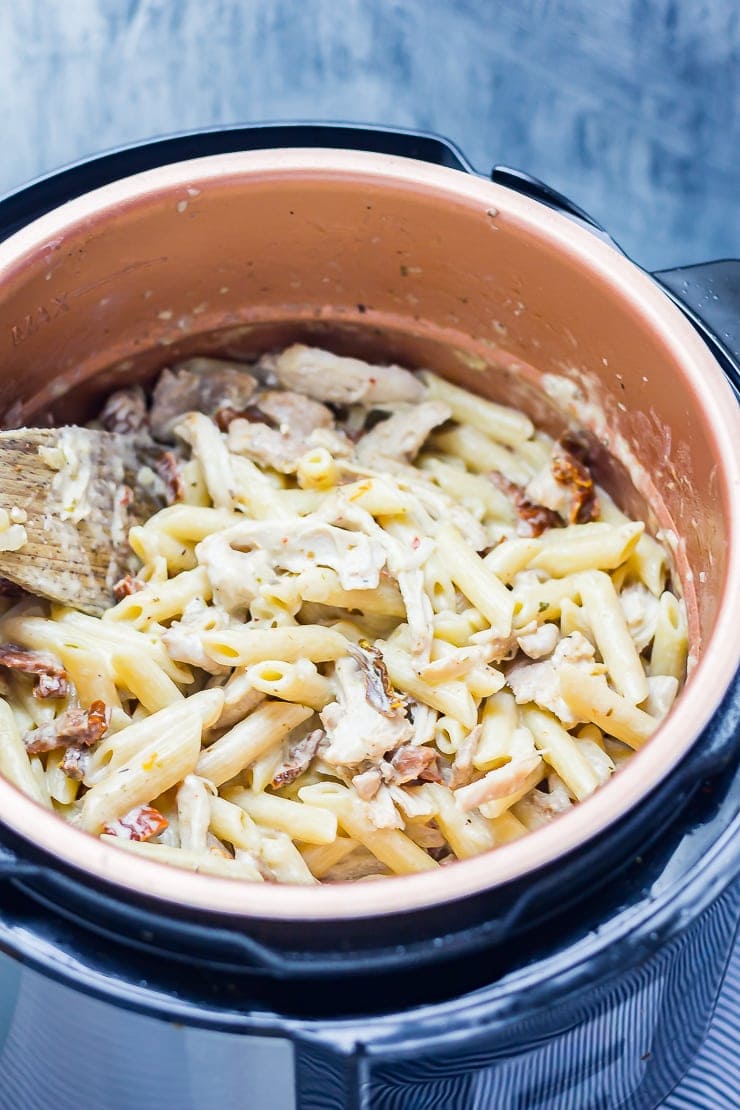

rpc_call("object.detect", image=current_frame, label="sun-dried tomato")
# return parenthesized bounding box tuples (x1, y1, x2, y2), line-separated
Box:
(0, 643, 70, 700)
(551, 442, 599, 523)
(113, 573, 145, 602)
(155, 451, 186, 503)
(487, 472, 564, 537)
(103, 804, 168, 842)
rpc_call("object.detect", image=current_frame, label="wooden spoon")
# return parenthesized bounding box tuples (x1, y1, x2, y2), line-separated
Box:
(0, 428, 166, 615)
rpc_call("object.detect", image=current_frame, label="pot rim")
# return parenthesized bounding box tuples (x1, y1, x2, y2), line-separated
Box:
(0, 148, 738, 922)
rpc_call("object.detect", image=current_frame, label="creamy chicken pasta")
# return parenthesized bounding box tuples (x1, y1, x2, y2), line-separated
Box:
(0, 345, 688, 883)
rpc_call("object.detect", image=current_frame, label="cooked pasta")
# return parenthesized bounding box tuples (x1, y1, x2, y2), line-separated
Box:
(0, 344, 688, 882)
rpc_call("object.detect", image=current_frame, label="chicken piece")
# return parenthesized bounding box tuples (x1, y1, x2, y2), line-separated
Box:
(517, 622, 560, 659)
(455, 754, 543, 812)
(364, 783, 404, 829)
(162, 598, 231, 673)
(321, 655, 413, 766)
(352, 766, 383, 800)
(272, 728, 324, 788)
(356, 401, 451, 464)
(0, 644, 69, 700)
(227, 389, 335, 473)
(506, 631, 599, 725)
(99, 385, 149, 436)
(320, 498, 435, 655)
(449, 724, 483, 789)
(150, 359, 258, 441)
(214, 668, 266, 728)
(212, 518, 386, 592)
(103, 803, 168, 842)
(196, 532, 274, 614)
(644, 674, 679, 721)
(265, 344, 426, 405)
(619, 582, 661, 652)
(24, 700, 110, 754)
(386, 743, 439, 785)
(515, 773, 573, 826)
(257, 390, 334, 437)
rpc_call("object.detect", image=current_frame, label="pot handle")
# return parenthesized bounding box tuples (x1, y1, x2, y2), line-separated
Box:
(0, 837, 45, 881)
(653, 261, 740, 388)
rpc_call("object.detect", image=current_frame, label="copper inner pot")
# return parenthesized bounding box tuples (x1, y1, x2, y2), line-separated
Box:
(0, 150, 737, 920)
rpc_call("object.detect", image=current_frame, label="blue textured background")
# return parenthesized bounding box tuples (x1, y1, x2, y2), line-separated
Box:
(0, 3, 737, 1105)
(0, 0, 738, 270)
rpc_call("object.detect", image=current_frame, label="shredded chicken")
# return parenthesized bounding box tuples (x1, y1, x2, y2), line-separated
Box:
(264, 344, 426, 405)
(356, 401, 451, 463)
(0, 644, 69, 700)
(227, 389, 335, 472)
(103, 803, 168, 842)
(99, 385, 148, 436)
(387, 743, 439, 784)
(215, 403, 279, 432)
(517, 774, 573, 824)
(517, 622, 560, 659)
(644, 674, 679, 720)
(196, 533, 274, 614)
(321, 655, 413, 766)
(352, 766, 383, 800)
(163, 598, 231, 674)
(455, 754, 542, 811)
(507, 631, 599, 724)
(449, 724, 483, 788)
(24, 700, 110, 754)
(620, 582, 661, 652)
(321, 498, 434, 655)
(364, 783, 404, 829)
(214, 518, 387, 592)
(272, 728, 324, 788)
(150, 359, 258, 441)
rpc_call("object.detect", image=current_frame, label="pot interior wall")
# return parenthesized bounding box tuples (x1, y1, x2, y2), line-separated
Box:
(0, 164, 730, 653)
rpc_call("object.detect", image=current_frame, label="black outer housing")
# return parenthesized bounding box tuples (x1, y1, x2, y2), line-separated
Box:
(0, 125, 738, 1026)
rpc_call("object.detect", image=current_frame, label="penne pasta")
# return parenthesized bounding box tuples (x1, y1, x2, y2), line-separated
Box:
(557, 666, 657, 750)
(224, 787, 338, 846)
(436, 523, 514, 636)
(649, 591, 689, 681)
(298, 782, 438, 874)
(0, 346, 687, 885)
(202, 626, 349, 668)
(521, 705, 601, 801)
(196, 701, 313, 787)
